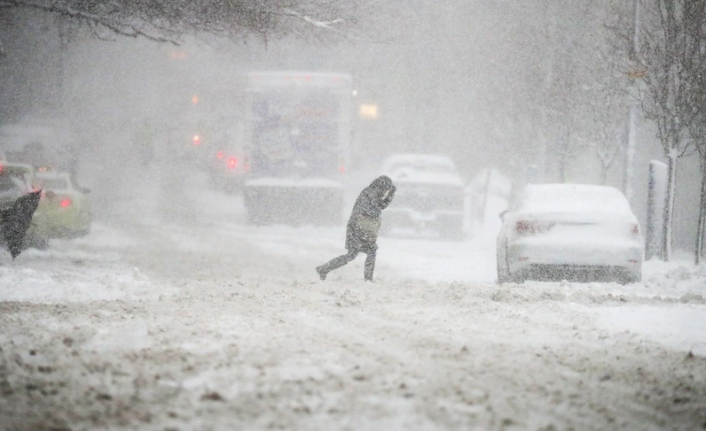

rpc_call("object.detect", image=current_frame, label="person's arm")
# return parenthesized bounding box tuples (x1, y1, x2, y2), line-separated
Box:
(380, 185, 396, 210)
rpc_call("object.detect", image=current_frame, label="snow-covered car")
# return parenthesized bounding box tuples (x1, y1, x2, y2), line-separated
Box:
(0, 161, 49, 249)
(33, 171, 92, 238)
(381, 154, 465, 239)
(496, 183, 644, 284)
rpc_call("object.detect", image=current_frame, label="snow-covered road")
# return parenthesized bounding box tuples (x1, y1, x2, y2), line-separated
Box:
(1, 181, 706, 431)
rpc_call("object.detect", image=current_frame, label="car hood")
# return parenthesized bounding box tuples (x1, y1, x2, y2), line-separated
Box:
(386, 171, 464, 187)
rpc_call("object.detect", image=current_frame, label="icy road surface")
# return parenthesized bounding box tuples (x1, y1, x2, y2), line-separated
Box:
(1, 184, 706, 430)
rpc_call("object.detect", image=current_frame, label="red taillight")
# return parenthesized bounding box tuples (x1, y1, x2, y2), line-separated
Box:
(60, 198, 72, 208)
(216, 151, 224, 160)
(516, 220, 533, 234)
(338, 165, 346, 174)
(227, 157, 238, 169)
(515, 220, 550, 235)
(193, 135, 201, 146)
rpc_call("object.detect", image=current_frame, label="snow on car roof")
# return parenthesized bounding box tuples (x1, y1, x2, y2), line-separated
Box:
(382, 154, 463, 186)
(520, 183, 633, 215)
(382, 153, 456, 171)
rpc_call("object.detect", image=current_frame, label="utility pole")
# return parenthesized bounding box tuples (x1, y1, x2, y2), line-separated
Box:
(624, 0, 640, 204)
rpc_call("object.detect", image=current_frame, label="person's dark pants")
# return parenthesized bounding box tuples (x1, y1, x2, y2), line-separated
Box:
(317, 249, 376, 281)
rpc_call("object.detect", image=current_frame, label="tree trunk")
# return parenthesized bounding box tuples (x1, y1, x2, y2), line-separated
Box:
(600, 164, 609, 185)
(661, 152, 678, 261)
(696, 154, 706, 265)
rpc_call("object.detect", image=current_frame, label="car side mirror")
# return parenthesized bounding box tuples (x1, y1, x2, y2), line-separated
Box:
(499, 210, 508, 221)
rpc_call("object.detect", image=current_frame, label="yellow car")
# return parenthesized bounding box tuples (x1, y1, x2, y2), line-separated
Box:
(0, 162, 49, 250)
(34, 171, 92, 238)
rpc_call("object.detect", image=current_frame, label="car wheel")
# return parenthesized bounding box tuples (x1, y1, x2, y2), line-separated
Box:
(247, 210, 268, 226)
(618, 274, 641, 285)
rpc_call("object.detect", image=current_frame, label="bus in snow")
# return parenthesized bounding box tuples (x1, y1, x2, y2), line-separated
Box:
(242, 71, 353, 225)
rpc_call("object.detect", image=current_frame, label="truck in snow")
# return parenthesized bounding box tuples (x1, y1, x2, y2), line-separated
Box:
(242, 71, 353, 225)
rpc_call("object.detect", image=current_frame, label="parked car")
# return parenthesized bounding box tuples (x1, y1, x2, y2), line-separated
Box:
(496, 183, 644, 284)
(380, 153, 465, 239)
(0, 161, 49, 249)
(33, 171, 91, 238)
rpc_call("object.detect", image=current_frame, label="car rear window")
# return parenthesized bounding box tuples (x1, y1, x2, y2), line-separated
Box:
(521, 185, 632, 215)
(0, 171, 28, 193)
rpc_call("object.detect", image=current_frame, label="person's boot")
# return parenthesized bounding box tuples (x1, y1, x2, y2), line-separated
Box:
(316, 265, 327, 281)
(316, 252, 358, 281)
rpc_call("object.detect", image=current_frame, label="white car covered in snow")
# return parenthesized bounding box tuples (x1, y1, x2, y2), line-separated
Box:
(496, 183, 644, 284)
(381, 153, 465, 239)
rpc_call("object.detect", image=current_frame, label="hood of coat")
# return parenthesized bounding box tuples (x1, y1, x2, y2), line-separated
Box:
(367, 175, 394, 196)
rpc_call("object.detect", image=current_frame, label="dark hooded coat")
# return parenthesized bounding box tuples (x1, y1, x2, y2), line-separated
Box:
(345, 175, 396, 253)
(0, 190, 42, 259)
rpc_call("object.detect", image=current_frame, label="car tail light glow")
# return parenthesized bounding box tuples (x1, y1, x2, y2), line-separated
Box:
(516, 220, 552, 235)
(60, 198, 72, 208)
(228, 157, 238, 169)
(216, 151, 224, 160)
(339, 165, 346, 174)
(515, 220, 547, 235)
(193, 135, 201, 146)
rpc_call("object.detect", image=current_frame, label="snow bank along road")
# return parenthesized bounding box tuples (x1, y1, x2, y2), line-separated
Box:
(1, 216, 705, 430)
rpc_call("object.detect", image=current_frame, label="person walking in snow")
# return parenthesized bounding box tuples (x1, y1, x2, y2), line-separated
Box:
(316, 175, 396, 282)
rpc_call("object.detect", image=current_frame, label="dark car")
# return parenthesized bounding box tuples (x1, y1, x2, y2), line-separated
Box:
(380, 154, 465, 240)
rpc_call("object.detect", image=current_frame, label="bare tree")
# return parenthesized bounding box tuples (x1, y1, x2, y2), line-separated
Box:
(587, 44, 631, 186)
(680, 1, 706, 264)
(630, 0, 703, 261)
(591, 95, 626, 185)
(0, 0, 371, 44)
(481, 0, 600, 183)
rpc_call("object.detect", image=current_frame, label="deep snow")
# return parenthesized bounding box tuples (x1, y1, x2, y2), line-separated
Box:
(0, 171, 705, 430)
